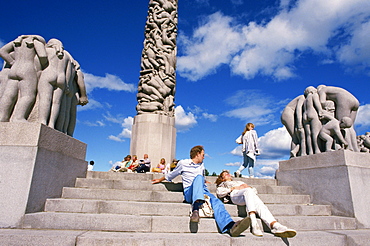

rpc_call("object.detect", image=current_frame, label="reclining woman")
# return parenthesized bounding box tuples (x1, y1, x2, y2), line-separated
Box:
(215, 170, 296, 238)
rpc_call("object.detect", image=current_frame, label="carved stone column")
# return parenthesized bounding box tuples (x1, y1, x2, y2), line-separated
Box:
(130, 0, 178, 169)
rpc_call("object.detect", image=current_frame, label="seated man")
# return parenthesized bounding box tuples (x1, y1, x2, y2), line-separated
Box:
(152, 145, 251, 237)
(136, 154, 151, 173)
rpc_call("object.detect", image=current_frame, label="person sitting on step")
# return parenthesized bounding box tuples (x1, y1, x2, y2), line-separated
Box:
(152, 145, 251, 237)
(136, 154, 151, 173)
(215, 170, 297, 238)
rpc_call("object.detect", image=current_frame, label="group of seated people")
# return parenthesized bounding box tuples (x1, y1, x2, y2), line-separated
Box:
(110, 154, 179, 174)
(151, 158, 179, 174)
(110, 154, 150, 173)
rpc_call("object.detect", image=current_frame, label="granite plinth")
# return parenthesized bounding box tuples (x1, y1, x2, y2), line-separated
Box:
(0, 122, 87, 228)
(277, 149, 370, 228)
(130, 114, 176, 170)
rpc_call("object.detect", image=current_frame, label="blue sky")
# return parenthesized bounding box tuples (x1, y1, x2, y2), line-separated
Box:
(1, 0, 370, 177)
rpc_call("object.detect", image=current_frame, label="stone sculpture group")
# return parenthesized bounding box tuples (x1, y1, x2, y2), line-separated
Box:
(357, 132, 370, 153)
(281, 85, 359, 157)
(136, 0, 178, 116)
(0, 35, 88, 136)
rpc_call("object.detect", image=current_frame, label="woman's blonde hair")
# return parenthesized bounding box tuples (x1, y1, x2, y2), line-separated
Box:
(215, 170, 230, 186)
(242, 123, 255, 135)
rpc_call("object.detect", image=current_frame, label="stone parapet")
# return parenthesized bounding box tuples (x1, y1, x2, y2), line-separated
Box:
(277, 149, 370, 228)
(0, 122, 87, 228)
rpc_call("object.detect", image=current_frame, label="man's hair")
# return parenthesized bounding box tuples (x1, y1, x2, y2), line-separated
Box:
(190, 145, 204, 159)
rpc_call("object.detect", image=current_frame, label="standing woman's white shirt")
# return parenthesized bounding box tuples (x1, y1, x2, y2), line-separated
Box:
(242, 129, 259, 153)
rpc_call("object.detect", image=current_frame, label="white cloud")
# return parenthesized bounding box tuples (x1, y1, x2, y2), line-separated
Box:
(336, 20, 370, 73)
(258, 126, 291, 158)
(259, 165, 277, 177)
(175, 105, 197, 132)
(225, 161, 241, 167)
(177, 12, 245, 81)
(231, 145, 243, 157)
(202, 112, 218, 122)
(81, 120, 105, 127)
(187, 105, 218, 122)
(104, 112, 125, 124)
(355, 104, 370, 127)
(177, 0, 370, 81)
(83, 72, 136, 94)
(257, 159, 280, 169)
(108, 116, 134, 142)
(224, 90, 280, 125)
(108, 135, 125, 142)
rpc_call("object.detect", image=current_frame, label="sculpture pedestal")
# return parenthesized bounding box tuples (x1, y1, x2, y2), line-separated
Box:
(0, 123, 87, 228)
(130, 114, 176, 170)
(277, 149, 370, 228)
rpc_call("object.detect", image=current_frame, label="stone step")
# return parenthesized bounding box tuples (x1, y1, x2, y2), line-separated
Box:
(45, 198, 332, 217)
(2, 229, 370, 246)
(61, 187, 310, 204)
(22, 212, 356, 233)
(75, 178, 293, 194)
(86, 171, 277, 186)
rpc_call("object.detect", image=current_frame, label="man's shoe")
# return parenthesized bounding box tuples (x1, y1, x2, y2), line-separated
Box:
(230, 217, 251, 237)
(190, 210, 200, 223)
(251, 223, 263, 237)
(234, 171, 240, 178)
(271, 223, 296, 238)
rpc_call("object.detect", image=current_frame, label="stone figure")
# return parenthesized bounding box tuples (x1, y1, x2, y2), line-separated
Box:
(302, 86, 322, 155)
(38, 38, 72, 128)
(357, 132, 370, 153)
(56, 58, 88, 136)
(281, 85, 360, 157)
(319, 113, 350, 151)
(0, 62, 11, 99)
(0, 35, 88, 136)
(136, 0, 178, 116)
(281, 95, 306, 157)
(0, 35, 48, 122)
(317, 85, 359, 151)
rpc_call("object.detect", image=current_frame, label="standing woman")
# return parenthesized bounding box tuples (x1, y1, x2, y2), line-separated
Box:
(235, 123, 259, 178)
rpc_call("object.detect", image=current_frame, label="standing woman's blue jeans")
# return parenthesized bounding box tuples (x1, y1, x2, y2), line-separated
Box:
(242, 151, 255, 177)
(183, 175, 234, 233)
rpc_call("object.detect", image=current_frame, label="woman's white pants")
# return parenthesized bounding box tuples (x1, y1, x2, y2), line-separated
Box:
(230, 187, 276, 227)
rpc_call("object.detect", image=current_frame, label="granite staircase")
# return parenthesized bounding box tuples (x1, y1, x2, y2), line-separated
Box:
(1, 171, 369, 245)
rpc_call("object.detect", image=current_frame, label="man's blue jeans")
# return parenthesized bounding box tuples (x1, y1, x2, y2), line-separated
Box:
(183, 175, 234, 233)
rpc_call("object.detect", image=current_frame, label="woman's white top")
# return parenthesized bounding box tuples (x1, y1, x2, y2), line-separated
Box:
(216, 180, 245, 198)
(242, 130, 259, 153)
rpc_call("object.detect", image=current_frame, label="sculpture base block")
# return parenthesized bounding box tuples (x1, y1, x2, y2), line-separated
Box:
(277, 149, 370, 228)
(0, 123, 87, 228)
(130, 114, 176, 170)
